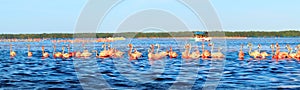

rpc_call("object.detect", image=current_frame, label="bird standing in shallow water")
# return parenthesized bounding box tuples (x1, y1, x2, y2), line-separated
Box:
(67, 44, 75, 57)
(285, 44, 296, 59)
(209, 42, 224, 59)
(53, 45, 62, 58)
(10, 44, 16, 58)
(202, 41, 211, 59)
(98, 44, 110, 58)
(247, 43, 260, 59)
(148, 44, 157, 60)
(238, 44, 245, 59)
(128, 44, 141, 60)
(168, 46, 178, 58)
(295, 45, 300, 60)
(27, 44, 32, 57)
(272, 43, 289, 59)
(190, 46, 201, 59)
(111, 48, 124, 58)
(80, 49, 92, 58)
(270, 44, 275, 57)
(42, 46, 49, 58)
(62, 46, 71, 59)
(258, 44, 269, 59)
(156, 44, 168, 58)
(182, 44, 191, 59)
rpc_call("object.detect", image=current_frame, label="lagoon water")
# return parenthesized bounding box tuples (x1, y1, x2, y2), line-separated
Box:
(0, 38, 300, 89)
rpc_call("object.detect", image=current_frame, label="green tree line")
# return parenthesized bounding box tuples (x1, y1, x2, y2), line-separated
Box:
(0, 31, 299, 39)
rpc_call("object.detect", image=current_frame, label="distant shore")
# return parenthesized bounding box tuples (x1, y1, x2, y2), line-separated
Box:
(0, 30, 299, 39)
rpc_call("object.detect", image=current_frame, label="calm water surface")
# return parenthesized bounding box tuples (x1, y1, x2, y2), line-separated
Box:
(0, 38, 300, 89)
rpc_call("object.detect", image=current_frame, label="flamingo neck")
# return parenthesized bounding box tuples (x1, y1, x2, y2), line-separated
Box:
(248, 47, 252, 54)
(271, 47, 274, 55)
(128, 47, 133, 54)
(276, 47, 280, 52)
(42, 49, 45, 54)
(211, 45, 214, 53)
(151, 47, 154, 53)
(156, 46, 159, 54)
(240, 46, 242, 52)
(187, 46, 191, 56)
(10, 45, 12, 52)
(95, 50, 98, 57)
(202, 44, 204, 53)
(53, 46, 56, 54)
(68, 46, 70, 53)
(62, 48, 64, 54)
(288, 48, 292, 54)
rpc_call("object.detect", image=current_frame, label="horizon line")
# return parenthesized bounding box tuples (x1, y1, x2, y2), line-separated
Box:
(1, 30, 300, 34)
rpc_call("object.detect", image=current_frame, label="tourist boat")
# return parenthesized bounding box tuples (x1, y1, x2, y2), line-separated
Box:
(97, 37, 126, 42)
(193, 32, 211, 42)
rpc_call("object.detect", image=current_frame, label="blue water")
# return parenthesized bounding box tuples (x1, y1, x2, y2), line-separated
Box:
(0, 38, 300, 89)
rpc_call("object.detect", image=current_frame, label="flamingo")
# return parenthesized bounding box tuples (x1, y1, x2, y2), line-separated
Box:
(106, 44, 114, 57)
(27, 44, 33, 57)
(182, 44, 191, 59)
(75, 51, 82, 58)
(295, 45, 300, 59)
(271, 43, 280, 59)
(156, 44, 168, 58)
(238, 44, 245, 59)
(202, 41, 211, 58)
(210, 42, 224, 58)
(258, 44, 269, 59)
(74, 44, 84, 58)
(53, 45, 62, 58)
(190, 46, 201, 59)
(148, 44, 157, 60)
(168, 47, 178, 58)
(92, 50, 101, 58)
(134, 49, 142, 58)
(10, 44, 16, 58)
(67, 44, 76, 57)
(98, 44, 110, 58)
(80, 44, 92, 58)
(72, 44, 84, 58)
(105, 44, 124, 58)
(111, 48, 124, 58)
(62, 46, 71, 59)
(274, 43, 289, 59)
(270, 44, 275, 57)
(80, 49, 92, 58)
(128, 44, 140, 60)
(42, 46, 49, 58)
(247, 43, 260, 59)
(286, 44, 296, 59)
(148, 44, 163, 60)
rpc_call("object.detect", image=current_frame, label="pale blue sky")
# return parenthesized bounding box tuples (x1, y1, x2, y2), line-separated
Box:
(0, 0, 300, 33)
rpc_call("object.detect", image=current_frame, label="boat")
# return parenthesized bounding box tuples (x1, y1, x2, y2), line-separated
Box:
(97, 37, 126, 42)
(192, 31, 211, 42)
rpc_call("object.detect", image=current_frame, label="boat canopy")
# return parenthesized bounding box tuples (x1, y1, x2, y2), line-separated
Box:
(194, 32, 208, 35)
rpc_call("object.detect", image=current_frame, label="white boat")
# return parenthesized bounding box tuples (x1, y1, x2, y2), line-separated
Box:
(193, 31, 211, 42)
(194, 37, 211, 42)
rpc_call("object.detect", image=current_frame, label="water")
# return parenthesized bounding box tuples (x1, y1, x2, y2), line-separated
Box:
(0, 38, 300, 89)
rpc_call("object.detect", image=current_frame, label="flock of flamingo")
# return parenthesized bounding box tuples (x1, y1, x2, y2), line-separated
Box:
(7, 40, 300, 61)
(0, 38, 117, 43)
(8, 41, 225, 60)
(239, 43, 300, 60)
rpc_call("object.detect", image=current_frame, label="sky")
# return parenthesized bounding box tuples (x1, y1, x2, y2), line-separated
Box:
(0, 0, 300, 34)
